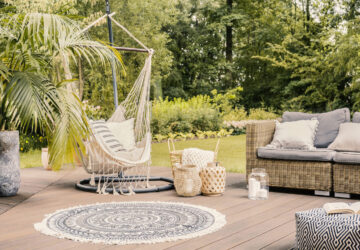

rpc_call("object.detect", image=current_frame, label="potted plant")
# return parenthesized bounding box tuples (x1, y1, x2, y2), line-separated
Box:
(0, 13, 123, 196)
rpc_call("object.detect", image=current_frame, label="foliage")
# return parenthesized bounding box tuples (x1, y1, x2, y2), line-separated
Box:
(152, 128, 233, 143)
(20, 133, 47, 153)
(151, 95, 222, 135)
(0, 12, 123, 169)
(82, 100, 106, 120)
(248, 108, 278, 120)
(223, 107, 248, 121)
(3, 0, 360, 116)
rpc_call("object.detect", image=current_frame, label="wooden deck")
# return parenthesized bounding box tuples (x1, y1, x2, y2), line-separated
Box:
(0, 166, 356, 250)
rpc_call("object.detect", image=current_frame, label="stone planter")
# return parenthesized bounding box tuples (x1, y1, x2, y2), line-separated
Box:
(0, 131, 20, 196)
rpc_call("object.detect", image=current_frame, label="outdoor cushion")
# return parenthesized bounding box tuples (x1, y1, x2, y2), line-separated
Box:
(107, 118, 136, 151)
(89, 120, 126, 154)
(328, 123, 360, 152)
(267, 119, 319, 150)
(282, 108, 350, 148)
(353, 112, 360, 123)
(334, 151, 360, 164)
(257, 147, 335, 162)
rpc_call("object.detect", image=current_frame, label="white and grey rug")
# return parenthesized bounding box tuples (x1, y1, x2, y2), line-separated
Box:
(34, 201, 226, 245)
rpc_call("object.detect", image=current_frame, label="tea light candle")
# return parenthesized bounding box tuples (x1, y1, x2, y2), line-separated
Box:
(248, 178, 260, 198)
(257, 188, 268, 199)
(184, 179, 194, 194)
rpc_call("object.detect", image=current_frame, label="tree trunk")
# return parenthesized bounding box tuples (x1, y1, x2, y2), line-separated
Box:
(226, 0, 233, 63)
(225, 0, 233, 88)
(305, 0, 310, 32)
(62, 55, 75, 93)
(78, 57, 84, 100)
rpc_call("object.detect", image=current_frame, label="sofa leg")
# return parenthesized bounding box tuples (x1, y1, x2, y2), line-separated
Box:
(334, 192, 351, 199)
(314, 190, 330, 196)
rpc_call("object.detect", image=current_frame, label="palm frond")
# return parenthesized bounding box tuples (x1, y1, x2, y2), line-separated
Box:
(0, 61, 9, 81)
(3, 71, 58, 132)
(49, 88, 89, 170)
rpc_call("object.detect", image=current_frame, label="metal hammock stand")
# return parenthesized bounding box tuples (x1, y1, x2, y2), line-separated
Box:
(75, 11, 174, 195)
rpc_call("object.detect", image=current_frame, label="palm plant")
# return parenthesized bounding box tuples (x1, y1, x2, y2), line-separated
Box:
(0, 13, 124, 170)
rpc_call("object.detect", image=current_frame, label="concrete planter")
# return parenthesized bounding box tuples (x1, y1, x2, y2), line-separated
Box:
(0, 131, 20, 196)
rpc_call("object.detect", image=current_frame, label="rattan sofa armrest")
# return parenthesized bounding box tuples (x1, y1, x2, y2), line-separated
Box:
(246, 120, 276, 161)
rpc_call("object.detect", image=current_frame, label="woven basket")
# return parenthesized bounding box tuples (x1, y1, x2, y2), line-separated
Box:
(168, 139, 220, 178)
(173, 165, 202, 197)
(200, 162, 226, 196)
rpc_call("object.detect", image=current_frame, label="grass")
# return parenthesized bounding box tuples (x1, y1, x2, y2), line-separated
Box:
(20, 149, 42, 168)
(19, 135, 247, 172)
(151, 135, 246, 173)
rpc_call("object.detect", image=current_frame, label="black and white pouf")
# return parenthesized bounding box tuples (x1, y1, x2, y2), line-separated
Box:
(295, 208, 360, 249)
(34, 201, 226, 245)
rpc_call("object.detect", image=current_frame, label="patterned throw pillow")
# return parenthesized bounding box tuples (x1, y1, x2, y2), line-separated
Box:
(107, 118, 136, 151)
(89, 120, 125, 154)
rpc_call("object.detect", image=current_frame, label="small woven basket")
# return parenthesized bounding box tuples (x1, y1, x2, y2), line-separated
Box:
(168, 139, 220, 178)
(200, 162, 226, 196)
(173, 164, 202, 197)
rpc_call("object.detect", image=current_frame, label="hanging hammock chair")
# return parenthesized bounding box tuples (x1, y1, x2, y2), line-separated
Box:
(76, 14, 173, 195)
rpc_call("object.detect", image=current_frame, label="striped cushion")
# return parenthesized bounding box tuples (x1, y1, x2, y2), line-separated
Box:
(89, 120, 125, 153)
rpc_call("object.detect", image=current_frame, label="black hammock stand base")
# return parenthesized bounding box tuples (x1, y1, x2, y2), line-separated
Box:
(76, 176, 174, 194)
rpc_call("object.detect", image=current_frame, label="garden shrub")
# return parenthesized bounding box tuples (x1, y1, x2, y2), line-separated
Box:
(222, 107, 248, 121)
(248, 108, 278, 120)
(151, 96, 222, 135)
(20, 133, 47, 153)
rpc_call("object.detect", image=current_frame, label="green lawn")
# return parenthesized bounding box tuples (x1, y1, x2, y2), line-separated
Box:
(151, 135, 246, 173)
(20, 149, 42, 169)
(20, 135, 246, 173)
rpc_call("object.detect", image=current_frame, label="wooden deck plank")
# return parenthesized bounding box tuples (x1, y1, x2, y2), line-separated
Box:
(261, 232, 296, 250)
(0, 167, 69, 215)
(0, 166, 358, 250)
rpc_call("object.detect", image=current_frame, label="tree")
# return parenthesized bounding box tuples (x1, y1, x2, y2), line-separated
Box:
(0, 13, 124, 169)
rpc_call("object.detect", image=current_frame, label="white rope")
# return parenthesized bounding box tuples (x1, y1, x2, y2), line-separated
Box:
(80, 12, 116, 35)
(80, 13, 155, 196)
(109, 15, 150, 52)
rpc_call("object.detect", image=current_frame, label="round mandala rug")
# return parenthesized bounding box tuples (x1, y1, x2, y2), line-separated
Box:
(34, 201, 226, 245)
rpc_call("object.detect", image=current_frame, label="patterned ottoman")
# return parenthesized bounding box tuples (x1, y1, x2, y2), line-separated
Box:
(295, 208, 360, 249)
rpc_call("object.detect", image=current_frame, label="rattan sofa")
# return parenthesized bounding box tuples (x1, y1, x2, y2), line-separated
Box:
(246, 117, 360, 196)
(246, 120, 332, 192)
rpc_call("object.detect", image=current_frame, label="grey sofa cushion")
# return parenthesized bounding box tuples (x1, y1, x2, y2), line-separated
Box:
(353, 112, 360, 123)
(257, 147, 335, 162)
(282, 108, 350, 148)
(334, 152, 360, 164)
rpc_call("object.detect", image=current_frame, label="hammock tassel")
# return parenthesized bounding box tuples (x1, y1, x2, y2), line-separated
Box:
(96, 179, 102, 194)
(101, 184, 109, 195)
(90, 173, 95, 186)
(112, 185, 120, 195)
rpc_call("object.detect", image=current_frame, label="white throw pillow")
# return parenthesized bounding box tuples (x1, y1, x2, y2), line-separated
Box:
(107, 118, 136, 151)
(89, 120, 126, 154)
(328, 123, 360, 152)
(267, 119, 319, 150)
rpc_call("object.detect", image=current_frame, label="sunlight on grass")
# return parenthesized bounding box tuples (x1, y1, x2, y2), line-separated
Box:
(19, 135, 246, 172)
(151, 135, 246, 173)
(20, 149, 42, 169)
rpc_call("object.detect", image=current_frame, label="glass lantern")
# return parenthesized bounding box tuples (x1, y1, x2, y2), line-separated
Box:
(248, 168, 269, 200)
